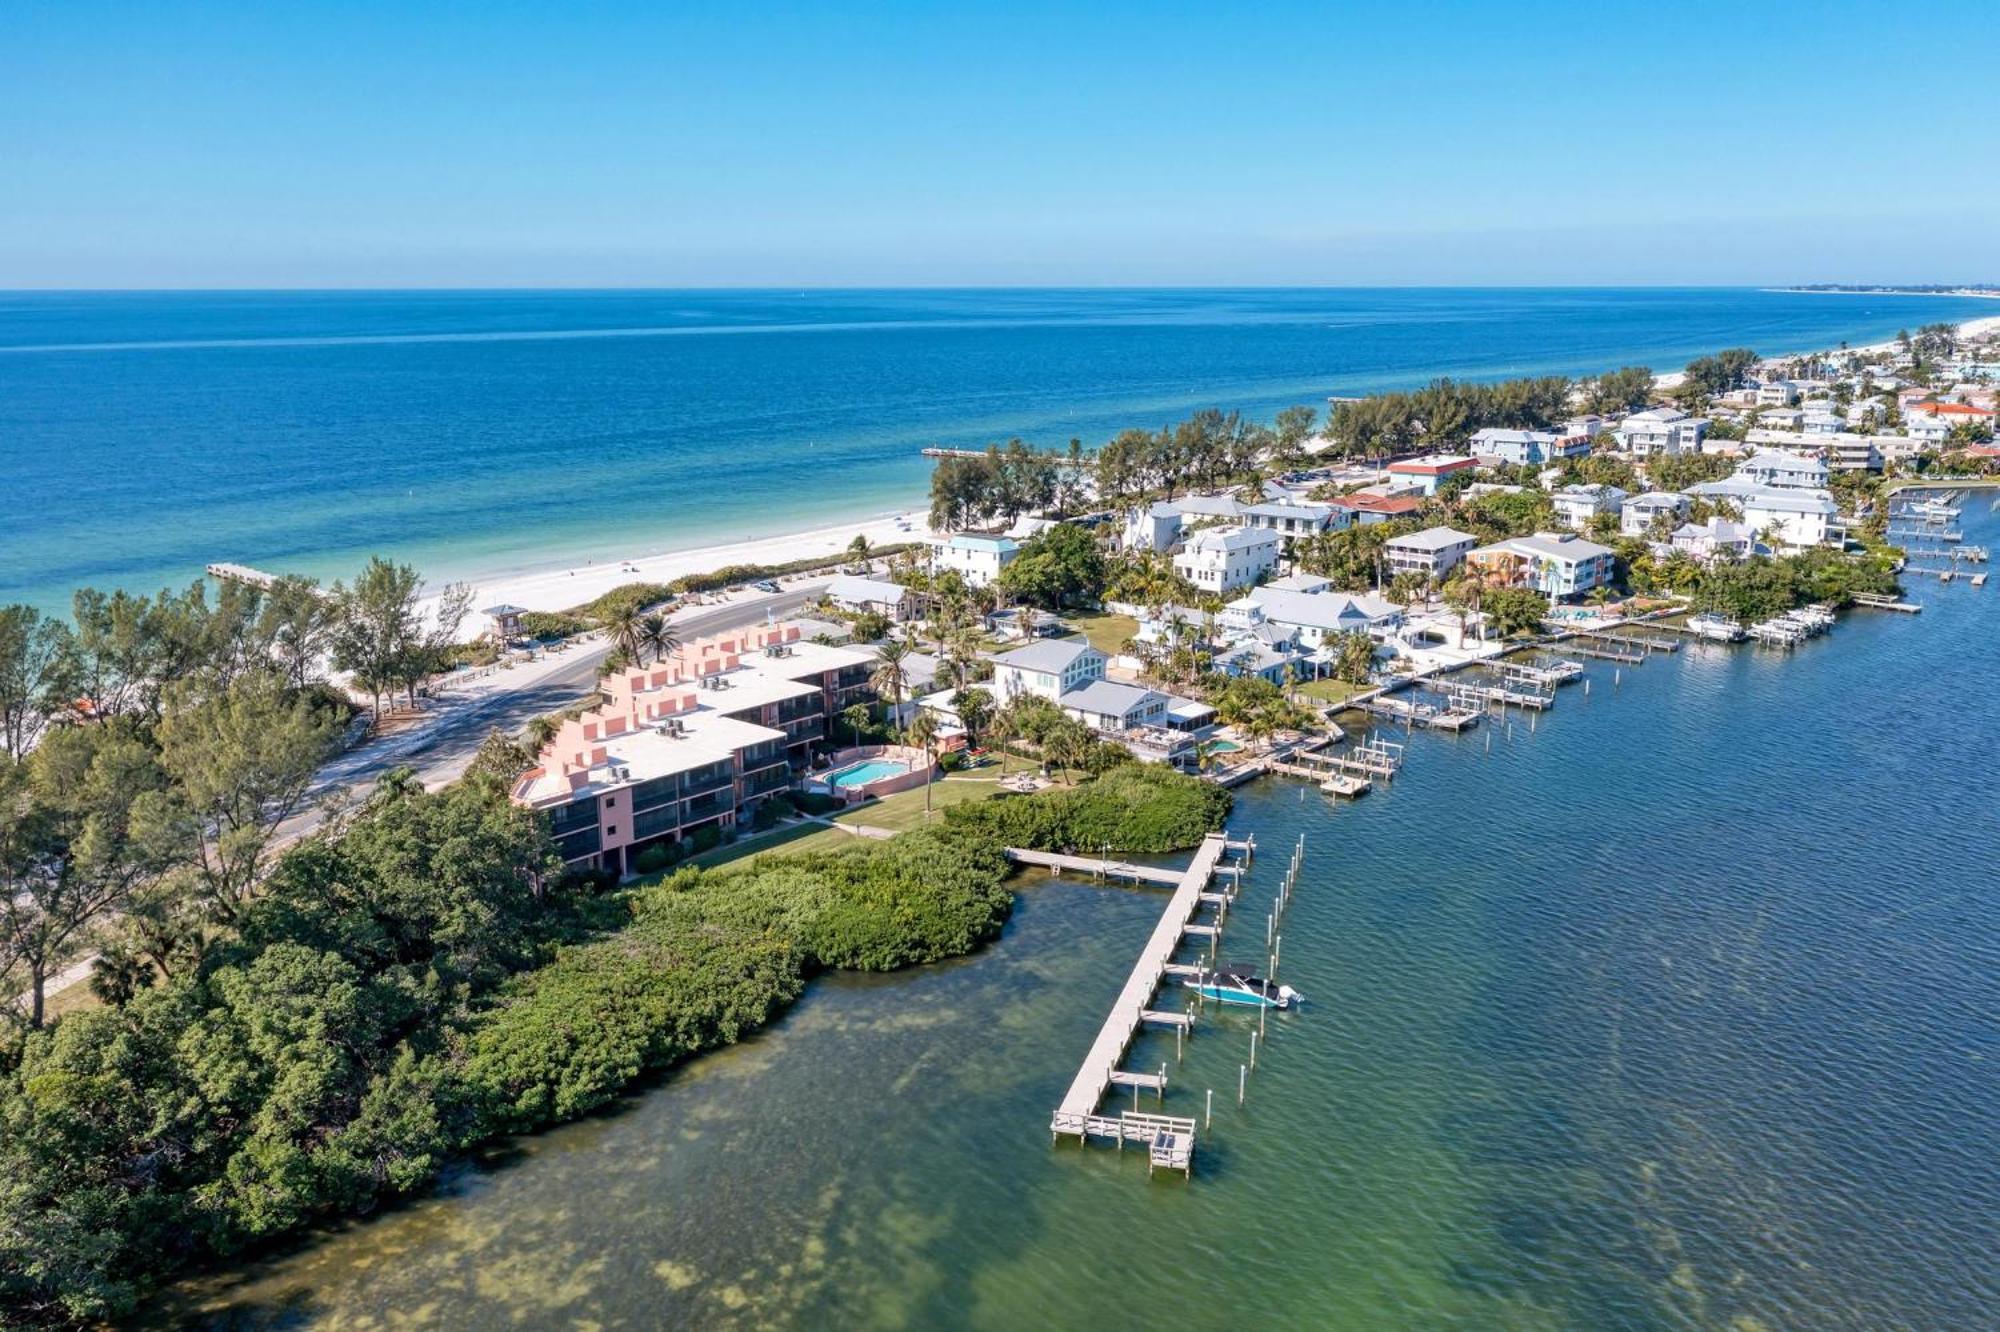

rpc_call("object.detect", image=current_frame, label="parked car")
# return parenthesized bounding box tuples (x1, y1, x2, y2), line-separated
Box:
(755, 579, 782, 593)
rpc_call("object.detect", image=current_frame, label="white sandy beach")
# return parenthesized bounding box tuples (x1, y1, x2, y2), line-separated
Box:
(436, 507, 935, 637)
(428, 311, 2000, 638)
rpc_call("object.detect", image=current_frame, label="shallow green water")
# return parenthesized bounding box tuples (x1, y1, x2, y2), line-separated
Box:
(171, 507, 2000, 1331)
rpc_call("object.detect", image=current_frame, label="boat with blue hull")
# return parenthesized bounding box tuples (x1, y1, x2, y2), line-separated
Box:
(1185, 963, 1301, 1009)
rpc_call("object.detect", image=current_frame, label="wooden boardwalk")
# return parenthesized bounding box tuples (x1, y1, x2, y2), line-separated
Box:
(1049, 833, 1231, 1159)
(1004, 847, 1183, 887)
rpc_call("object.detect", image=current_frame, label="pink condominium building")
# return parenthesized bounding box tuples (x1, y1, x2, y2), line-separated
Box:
(511, 624, 876, 875)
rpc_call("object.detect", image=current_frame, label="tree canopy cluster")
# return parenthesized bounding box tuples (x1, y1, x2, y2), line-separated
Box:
(1327, 375, 1574, 456)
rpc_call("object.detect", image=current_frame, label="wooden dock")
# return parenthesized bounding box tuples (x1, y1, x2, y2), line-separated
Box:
(1049, 832, 1233, 1172)
(1357, 694, 1480, 732)
(1263, 757, 1373, 797)
(1004, 847, 1183, 887)
(1851, 593, 1923, 613)
(1560, 637, 1644, 664)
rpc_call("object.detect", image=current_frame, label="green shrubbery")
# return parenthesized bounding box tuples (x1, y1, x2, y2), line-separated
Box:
(465, 827, 1010, 1131)
(519, 609, 591, 639)
(0, 758, 1223, 1322)
(0, 787, 1009, 1325)
(571, 581, 674, 624)
(944, 764, 1230, 854)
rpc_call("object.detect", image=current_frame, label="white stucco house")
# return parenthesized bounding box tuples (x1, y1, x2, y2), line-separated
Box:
(1173, 525, 1281, 594)
(825, 574, 917, 622)
(1616, 408, 1709, 457)
(934, 534, 1020, 588)
(1551, 484, 1627, 530)
(1737, 448, 1830, 490)
(1620, 491, 1689, 536)
(1383, 526, 1479, 578)
(1686, 478, 1840, 549)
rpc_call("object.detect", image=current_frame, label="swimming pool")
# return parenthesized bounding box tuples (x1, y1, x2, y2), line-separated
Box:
(1207, 739, 1243, 753)
(827, 758, 912, 788)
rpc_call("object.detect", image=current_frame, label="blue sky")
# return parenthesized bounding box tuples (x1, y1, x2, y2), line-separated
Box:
(4, 1, 1997, 287)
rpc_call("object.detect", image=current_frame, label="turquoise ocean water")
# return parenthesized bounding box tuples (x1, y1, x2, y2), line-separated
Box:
(3, 287, 1994, 612)
(168, 502, 2000, 1329)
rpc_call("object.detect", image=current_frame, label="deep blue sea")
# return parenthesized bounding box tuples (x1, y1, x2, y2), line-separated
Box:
(3, 287, 1994, 613)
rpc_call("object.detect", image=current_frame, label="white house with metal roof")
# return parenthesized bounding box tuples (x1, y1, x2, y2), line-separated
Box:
(1736, 448, 1829, 490)
(1120, 500, 1183, 553)
(1059, 678, 1171, 733)
(988, 638, 1106, 704)
(825, 573, 917, 621)
(1222, 587, 1404, 648)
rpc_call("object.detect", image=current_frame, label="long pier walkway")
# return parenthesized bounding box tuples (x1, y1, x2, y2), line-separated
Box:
(1003, 847, 1183, 887)
(1047, 831, 1233, 1172)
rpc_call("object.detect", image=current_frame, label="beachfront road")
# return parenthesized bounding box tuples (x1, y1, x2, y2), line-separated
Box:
(22, 582, 839, 1011)
(284, 579, 837, 839)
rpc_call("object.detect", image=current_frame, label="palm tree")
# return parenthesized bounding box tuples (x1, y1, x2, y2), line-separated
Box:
(840, 702, 872, 748)
(638, 612, 677, 667)
(870, 636, 912, 734)
(906, 709, 940, 817)
(990, 708, 1013, 776)
(604, 602, 644, 666)
(847, 533, 873, 569)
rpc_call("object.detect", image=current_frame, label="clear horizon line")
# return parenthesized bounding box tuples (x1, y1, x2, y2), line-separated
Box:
(3, 281, 1992, 296)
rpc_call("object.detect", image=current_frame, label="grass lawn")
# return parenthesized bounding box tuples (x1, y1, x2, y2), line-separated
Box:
(1062, 611, 1141, 656)
(1299, 677, 1369, 705)
(830, 773, 1006, 834)
(683, 820, 863, 869)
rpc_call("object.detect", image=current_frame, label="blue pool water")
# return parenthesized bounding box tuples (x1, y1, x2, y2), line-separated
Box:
(827, 758, 911, 788)
(4, 287, 1995, 613)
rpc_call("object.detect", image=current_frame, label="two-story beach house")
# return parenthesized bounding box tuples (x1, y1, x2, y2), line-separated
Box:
(1620, 491, 1689, 537)
(934, 533, 1020, 588)
(1737, 448, 1830, 490)
(1686, 478, 1839, 548)
(1383, 526, 1479, 578)
(989, 638, 1106, 705)
(1466, 428, 1590, 467)
(1551, 484, 1627, 530)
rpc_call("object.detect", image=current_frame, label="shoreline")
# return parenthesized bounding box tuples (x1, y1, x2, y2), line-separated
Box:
(432, 505, 935, 634)
(427, 309, 1999, 631)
